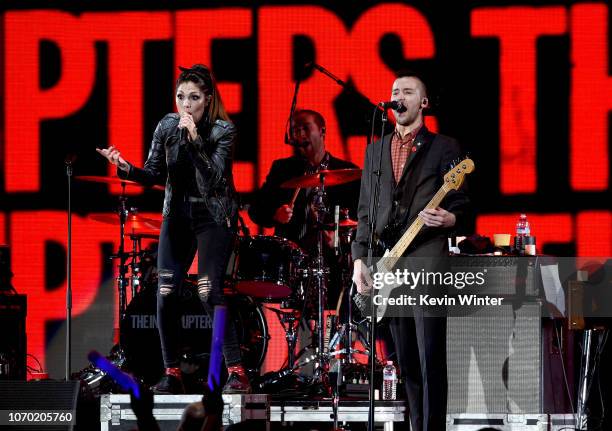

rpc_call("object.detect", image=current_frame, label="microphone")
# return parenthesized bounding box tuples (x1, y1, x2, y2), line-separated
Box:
(65, 153, 76, 176)
(285, 132, 307, 147)
(379, 100, 406, 112)
(284, 131, 298, 147)
(64, 153, 77, 165)
(179, 127, 188, 142)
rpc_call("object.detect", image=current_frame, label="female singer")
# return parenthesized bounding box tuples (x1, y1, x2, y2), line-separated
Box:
(97, 64, 249, 394)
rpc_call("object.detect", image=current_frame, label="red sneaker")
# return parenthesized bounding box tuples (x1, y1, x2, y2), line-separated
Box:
(222, 365, 251, 394)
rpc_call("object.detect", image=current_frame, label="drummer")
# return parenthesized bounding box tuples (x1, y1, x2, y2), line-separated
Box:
(248, 109, 360, 305)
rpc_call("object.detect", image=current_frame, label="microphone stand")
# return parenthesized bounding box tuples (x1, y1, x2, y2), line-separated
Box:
(366, 105, 388, 431)
(309, 63, 381, 111)
(284, 64, 304, 146)
(65, 159, 73, 381)
(308, 62, 384, 147)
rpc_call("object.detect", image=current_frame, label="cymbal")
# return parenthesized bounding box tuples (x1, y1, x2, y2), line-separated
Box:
(323, 218, 358, 230)
(89, 213, 162, 231)
(280, 168, 362, 189)
(338, 218, 358, 227)
(76, 175, 164, 191)
(128, 231, 160, 240)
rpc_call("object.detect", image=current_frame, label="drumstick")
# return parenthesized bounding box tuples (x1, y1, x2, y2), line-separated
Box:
(288, 187, 301, 208)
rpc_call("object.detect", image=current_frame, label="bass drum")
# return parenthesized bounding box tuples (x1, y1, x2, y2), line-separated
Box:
(120, 283, 268, 385)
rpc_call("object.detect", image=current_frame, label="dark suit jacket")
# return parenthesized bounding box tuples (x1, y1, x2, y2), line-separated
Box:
(248, 153, 360, 249)
(351, 126, 473, 260)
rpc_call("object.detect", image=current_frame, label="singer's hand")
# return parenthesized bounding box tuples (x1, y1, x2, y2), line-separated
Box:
(178, 112, 198, 141)
(96, 146, 129, 172)
(419, 207, 456, 228)
(273, 205, 293, 224)
(352, 259, 373, 295)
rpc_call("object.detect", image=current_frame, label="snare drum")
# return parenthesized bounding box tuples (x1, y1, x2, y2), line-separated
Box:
(233, 235, 307, 301)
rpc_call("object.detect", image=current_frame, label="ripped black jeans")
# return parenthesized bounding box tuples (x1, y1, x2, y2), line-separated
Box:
(156, 203, 241, 368)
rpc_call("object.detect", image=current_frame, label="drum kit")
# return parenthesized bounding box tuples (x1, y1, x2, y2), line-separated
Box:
(75, 168, 373, 394)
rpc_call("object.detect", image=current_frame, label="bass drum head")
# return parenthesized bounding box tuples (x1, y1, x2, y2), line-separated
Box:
(120, 285, 268, 385)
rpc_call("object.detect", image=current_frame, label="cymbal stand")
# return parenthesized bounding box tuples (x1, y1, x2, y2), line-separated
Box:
(328, 283, 371, 362)
(128, 233, 143, 298)
(311, 172, 331, 392)
(116, 183, 129, 320)
(328, 229, 371, 370)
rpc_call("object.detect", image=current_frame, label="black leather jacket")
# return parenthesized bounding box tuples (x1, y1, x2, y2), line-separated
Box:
(118, 113, 238, 227)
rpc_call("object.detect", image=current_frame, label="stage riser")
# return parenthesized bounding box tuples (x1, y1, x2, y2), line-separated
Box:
(447, 413, 548, 430)
(98, 396, 575, 431)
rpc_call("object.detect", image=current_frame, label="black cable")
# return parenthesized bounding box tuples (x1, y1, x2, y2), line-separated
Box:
(597, 331, 608, 420)
(537, 256, 576, 416)
(552, 318, 576, 414)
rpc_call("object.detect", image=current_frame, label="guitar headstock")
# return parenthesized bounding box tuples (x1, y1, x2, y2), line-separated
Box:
(443, 158, 475, 191)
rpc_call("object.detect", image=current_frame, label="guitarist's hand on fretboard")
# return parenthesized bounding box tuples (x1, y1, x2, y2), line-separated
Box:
(419, 207, 456, 228)
(352, 258, 373, 295)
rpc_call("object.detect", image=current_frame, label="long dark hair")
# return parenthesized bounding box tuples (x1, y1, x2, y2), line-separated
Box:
(176, 64, 230, 125)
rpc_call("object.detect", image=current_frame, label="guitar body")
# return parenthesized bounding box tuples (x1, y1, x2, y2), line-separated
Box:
(352, 158, 475, 322)
(353, 253, 403, 323)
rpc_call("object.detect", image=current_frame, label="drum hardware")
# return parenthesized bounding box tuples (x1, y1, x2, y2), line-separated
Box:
(264, 169, 363, 395)
(72, 344, 128, 395)
(264, 307, 301, 368)
(98, 208, 161, 306)
(303, 171, 333, 394)
(233, 235, 307, 301)
(253, 353, 316, 392)
(325, 212, 369, 366)
(120, 289, 268, 385)
(126, 232, 156, 297)
(76, 172, 373, 395)
(116, 191, 129, 320)
(77, 175, 163, 320)
(328, 325, 370, 360)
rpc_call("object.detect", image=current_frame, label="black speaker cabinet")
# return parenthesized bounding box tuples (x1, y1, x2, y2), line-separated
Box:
(0, 244, 11, 289)
(447, 256, 542, 414)
(0, 294, 26, 380)
(451, 256, 539, 296)
(0, 380, 79, 430)
(447, 302, 542, 414)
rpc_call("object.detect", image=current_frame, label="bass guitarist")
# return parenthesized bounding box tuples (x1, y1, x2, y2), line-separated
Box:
(351, 70, 473, 431)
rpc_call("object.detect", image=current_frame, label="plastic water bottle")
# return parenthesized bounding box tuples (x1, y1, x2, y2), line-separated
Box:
(515, 214, 530, 253)
(382, 361, 397, 400)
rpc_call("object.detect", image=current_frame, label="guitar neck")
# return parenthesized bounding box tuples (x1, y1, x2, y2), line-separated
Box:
(383, 187, 448, 267)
